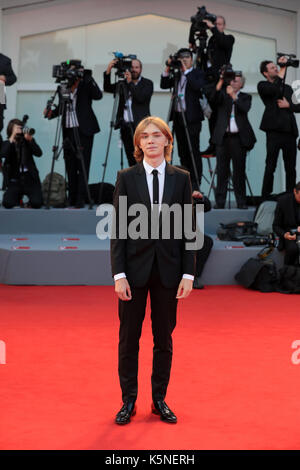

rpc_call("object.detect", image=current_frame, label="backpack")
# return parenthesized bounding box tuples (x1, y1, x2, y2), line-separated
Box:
(254, 200, 277, 235)
(42, 172, 66, 208)
(235, 256, 278, 293)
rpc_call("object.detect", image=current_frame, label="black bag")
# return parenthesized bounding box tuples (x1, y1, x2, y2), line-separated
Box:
(217, 221, 257, 241)
(87, 182, 115, 204)
(235, 257, 278, 292)
(277, 265, 300, 294)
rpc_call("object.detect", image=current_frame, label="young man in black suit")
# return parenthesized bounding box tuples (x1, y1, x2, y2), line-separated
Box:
(160, 48, 205, 191)
(258, 57, 300, 198)
(273, 182, 300, 265)
(104, 58, 153, 167)
(209, 73, 256, 209)
(111, 116, 196, 425)
(45, 62, 102, 207)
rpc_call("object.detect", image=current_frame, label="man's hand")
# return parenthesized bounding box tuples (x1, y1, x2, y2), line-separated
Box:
(277, 97, 290, 108)
(203, 19, 214, 29)
(226, 85, 237, 100)
(278, 56, 288, 67)
(24, 133, 33, 142)
(176, 278, 193, 299)
(192, 190, 203, 199)
(115, 278, 132, 301)
(284, 232, 296, 241)
(124, 69, 132, 83)
(106, 59, 118, 74)
(0, 74, 6, 83)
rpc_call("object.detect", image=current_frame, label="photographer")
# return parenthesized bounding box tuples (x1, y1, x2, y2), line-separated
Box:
(0, 53, 17, 137)
(104, 58, 153, 167)
(0, 118, 43, 209)
(160, 48, 205, 190)
(45, 61, 102, 208)
(209, 71, 256, 209)
(273, 182, 300, 265)
(258, 57, 300, 198)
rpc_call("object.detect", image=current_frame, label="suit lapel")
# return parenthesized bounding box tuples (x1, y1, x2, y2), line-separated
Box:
(134, 162, 151, 212)
(162, 163, 176, 207)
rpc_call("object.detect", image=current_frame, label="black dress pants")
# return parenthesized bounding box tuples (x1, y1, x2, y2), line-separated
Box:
(195, 234, 213, 278)
(63, 128, 94, 204)
(215, 133, 247, 207)
(2, 173, 43, 208)
(262, 131, 297, 198)
(120, 123, 136, 167)
(173, 112, 202, 191)
(118, 255, 178, 403)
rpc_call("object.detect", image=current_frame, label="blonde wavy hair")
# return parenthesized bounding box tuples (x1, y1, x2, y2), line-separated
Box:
(133, 116, 173, 163)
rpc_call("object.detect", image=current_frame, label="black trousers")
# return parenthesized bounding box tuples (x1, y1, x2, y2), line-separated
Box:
(215, 133, 247, 207)
(63, 128, 94, 204)
(120, 123, 136, 167)
(283, 239, 300, 266)
(262, 131, 297, 198)
(2, 173, 43, 208)
(195, 234, 213, 278)
(118, 255, 178, 403)
(173, 112, 202, 191)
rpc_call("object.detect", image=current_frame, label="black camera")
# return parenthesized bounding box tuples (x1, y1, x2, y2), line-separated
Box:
(165, 53, 182, 72)
(289, 228, 300, 239)
(220, 64, 242, 83)
(15, 114, 35, 143)
(190, 5, 217, 38)
(112, 52, 137, 78)
(277, 53, 299, 69)
(52, 59, 85, 85)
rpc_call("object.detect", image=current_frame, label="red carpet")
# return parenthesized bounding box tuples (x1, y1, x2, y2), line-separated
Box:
(1, 284, 300, 450)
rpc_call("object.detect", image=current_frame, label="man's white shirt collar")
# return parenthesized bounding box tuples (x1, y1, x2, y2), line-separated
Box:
(143, 159, 166, 175)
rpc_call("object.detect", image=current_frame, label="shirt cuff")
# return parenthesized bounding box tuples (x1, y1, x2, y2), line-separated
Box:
(162, 71, 169, 77)
(114, 272, 126, 281)
(182, 274, 194, 281)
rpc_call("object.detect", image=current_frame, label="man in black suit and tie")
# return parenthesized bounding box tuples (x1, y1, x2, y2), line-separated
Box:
(45, 62, 102, 207)
(0, 53, 17, 137)
(210, 72, 256, 208)
(160, 48, 205, 191)
(258, 57, 300, 198)
(111, 116, 196, 425)
(104, 58, 153, 167)
(273, 182, 300, 265)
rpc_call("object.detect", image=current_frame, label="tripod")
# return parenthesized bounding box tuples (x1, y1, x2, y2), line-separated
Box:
(45, 83, 93, 210)
(99, 76, 134, 204)
(166, 68, 201, 191)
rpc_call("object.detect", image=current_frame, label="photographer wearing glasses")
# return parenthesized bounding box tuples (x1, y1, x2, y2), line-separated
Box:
(258, 56, 300, 198)
(104, 57, 153, 167)
(160, 48, 205, 191)
(273, 182, 300, 266)
(1, 118, 43, 209)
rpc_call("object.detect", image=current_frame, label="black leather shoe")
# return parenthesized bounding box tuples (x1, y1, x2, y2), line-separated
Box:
(152, 400, 177, 424)
(193, 277, 204, 289)
(214, 204, 225, 209)
(115, 401, 136, 425)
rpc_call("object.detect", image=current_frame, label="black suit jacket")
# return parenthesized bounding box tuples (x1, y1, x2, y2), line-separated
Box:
(0, 138, 42, 185)
(103, 73, 153, 129)
(207, 27, 235, 72)
(273, 192, 300, 250)
(160, 68, 205, 124)
(210, 88, 256, 149)
(50, 76, 102, 136)
(110, 162, 196, 288)
(0, 53, 17, 123)
(257, 77, 300, 136)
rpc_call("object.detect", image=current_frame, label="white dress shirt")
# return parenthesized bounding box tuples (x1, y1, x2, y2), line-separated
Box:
(226, 90, 240, 133)
(114, 159, 194, 282)
(123, 76, 142, 123)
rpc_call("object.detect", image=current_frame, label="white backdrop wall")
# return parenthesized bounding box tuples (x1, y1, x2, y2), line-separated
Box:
(1, 0, 299, 195)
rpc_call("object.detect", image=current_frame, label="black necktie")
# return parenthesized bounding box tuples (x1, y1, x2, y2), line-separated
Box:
(152, 169, 159, 205)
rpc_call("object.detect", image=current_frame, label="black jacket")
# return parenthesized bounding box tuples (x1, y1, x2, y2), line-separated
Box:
(103, 73, 153, 129)
(207, 27, 235, 73)
(0, 138, 42, 185)
(110, 162, 196, 288)
(160, 68, 206, 124)
(257, 77, 300, 136)
(0, 53, 17, 118)
(209, 88, 256, 150)
(50, 76, 102, 136)
(273, 192, 300, 249)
